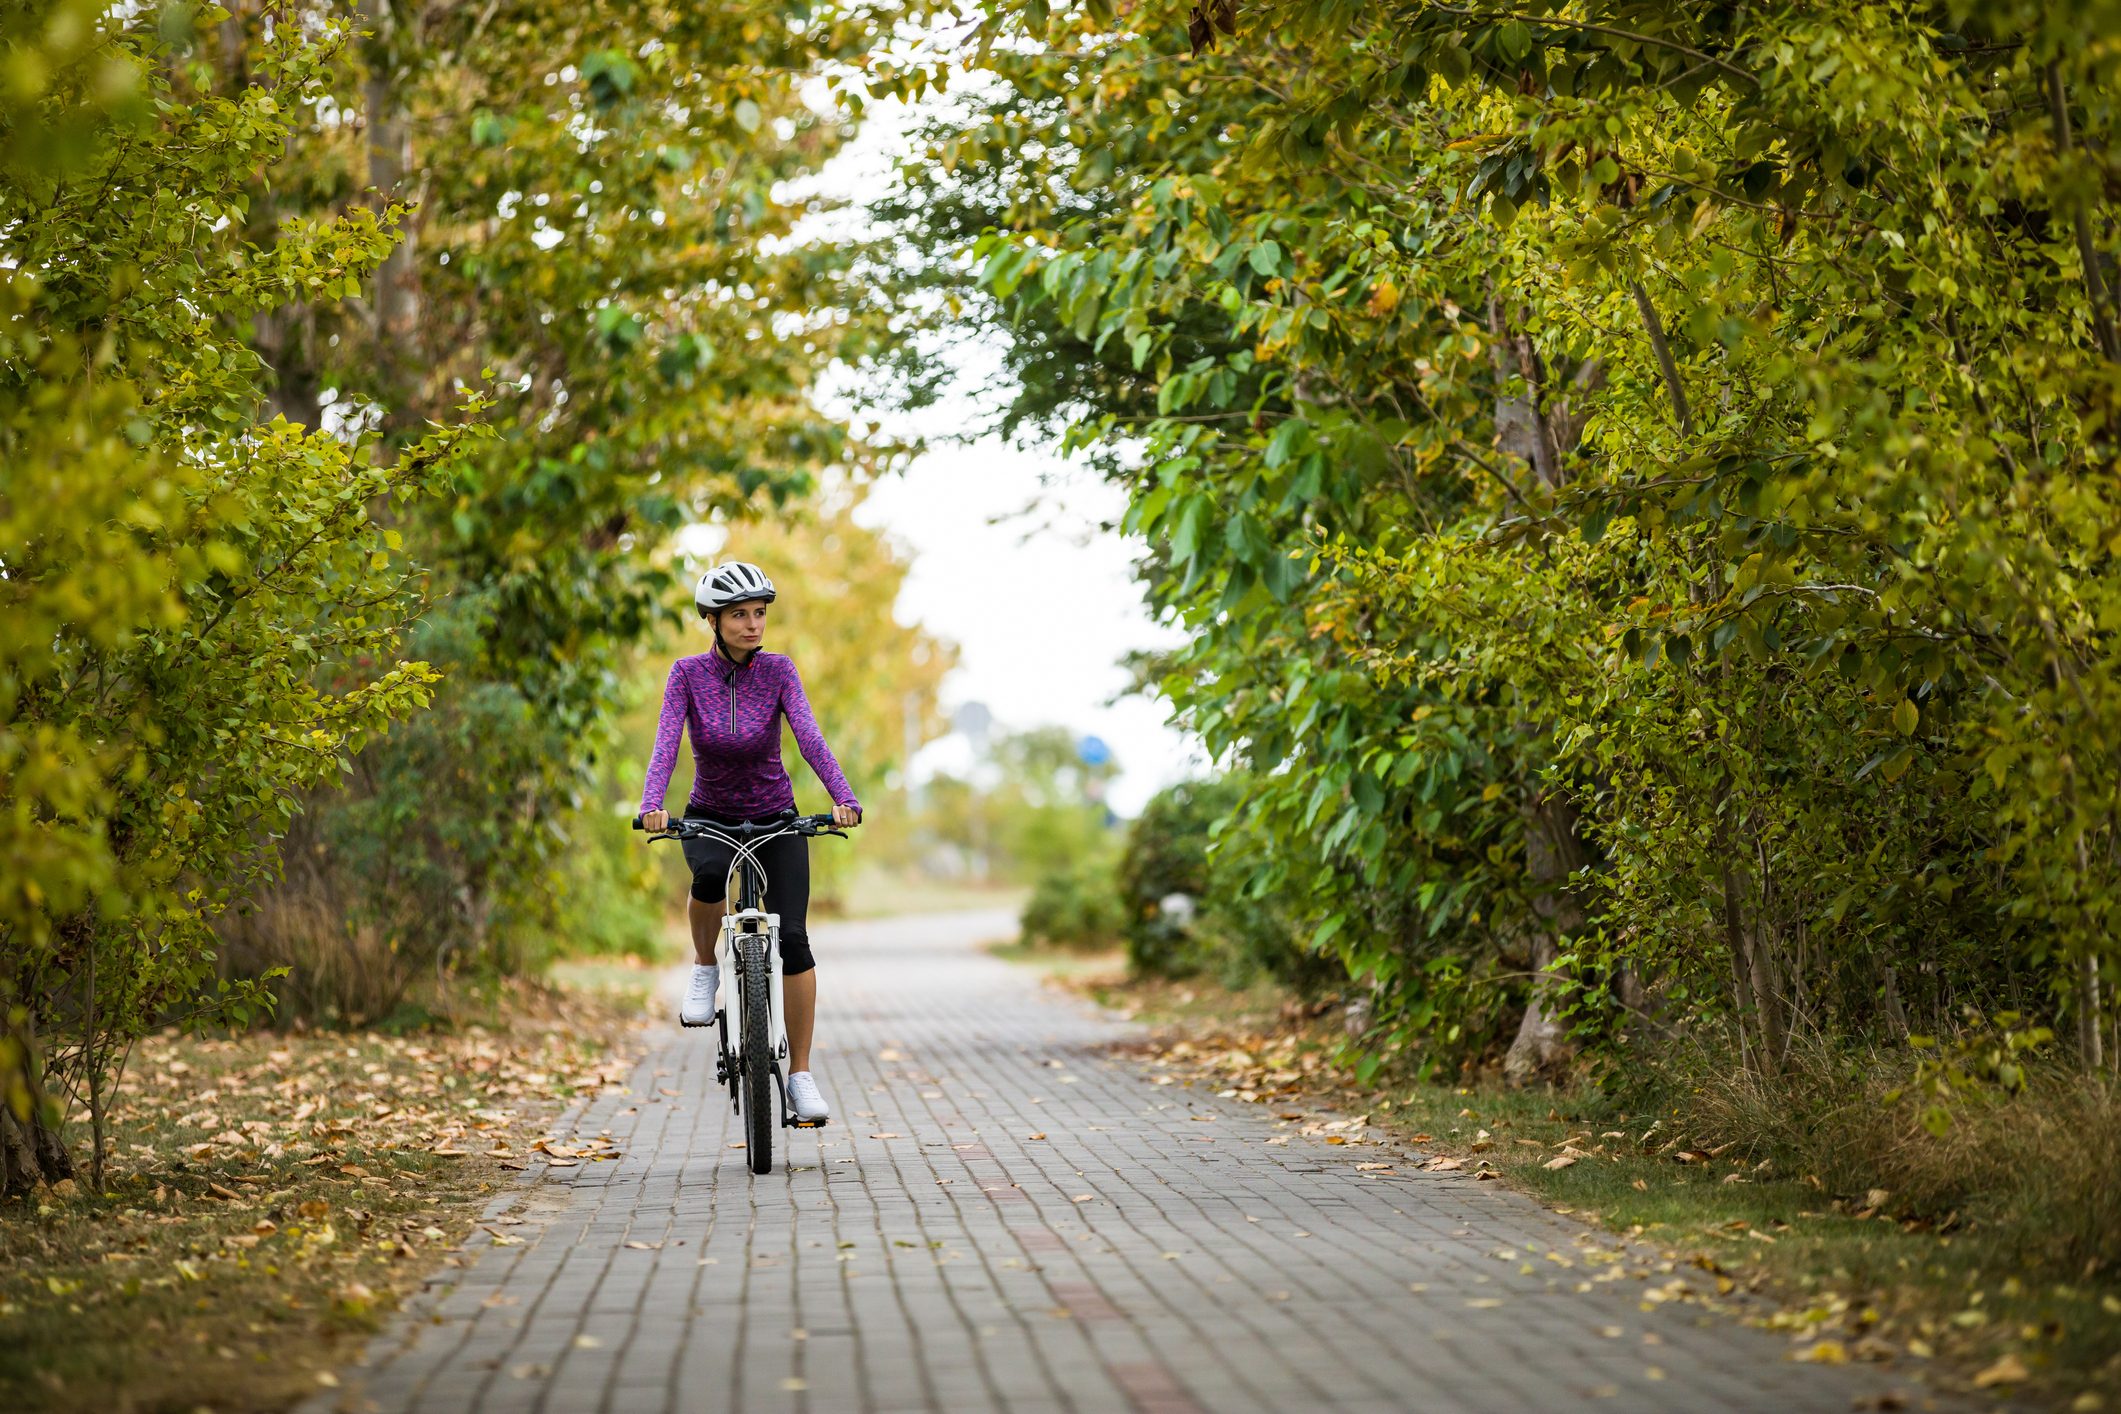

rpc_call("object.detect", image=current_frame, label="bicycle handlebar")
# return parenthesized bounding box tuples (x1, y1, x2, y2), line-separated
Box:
(631, 812, 849, 841)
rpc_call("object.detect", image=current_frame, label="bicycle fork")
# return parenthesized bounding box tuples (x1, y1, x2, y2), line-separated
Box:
(712, 911, 827, 1129)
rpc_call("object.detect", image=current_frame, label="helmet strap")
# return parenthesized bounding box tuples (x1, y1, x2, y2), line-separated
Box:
(709, 610, 758, 667)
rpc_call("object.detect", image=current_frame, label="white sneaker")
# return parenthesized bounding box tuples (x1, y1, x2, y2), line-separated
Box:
(787, 1071, 829, 1122)
(679, 963, 718, 1027)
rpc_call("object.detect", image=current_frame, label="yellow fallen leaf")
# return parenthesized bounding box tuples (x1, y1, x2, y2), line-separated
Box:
(1795, 1340, 1848, 1365)
(1972, 1353, 2029, 1388)
(1543, 1154, 1578, 1171)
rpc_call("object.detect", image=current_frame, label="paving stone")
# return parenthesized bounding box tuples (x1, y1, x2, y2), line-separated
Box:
(301, 908, 1956, 1413)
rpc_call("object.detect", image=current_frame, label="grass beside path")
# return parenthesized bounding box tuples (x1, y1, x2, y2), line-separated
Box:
(1057, 971, 2121, 1413)
(0, 981, 647, 1414)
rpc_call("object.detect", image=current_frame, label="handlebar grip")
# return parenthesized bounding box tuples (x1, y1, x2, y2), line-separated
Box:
(632, 814, 646, 831)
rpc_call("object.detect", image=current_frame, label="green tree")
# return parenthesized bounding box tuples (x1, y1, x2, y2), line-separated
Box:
(209, 0, 941, 990)
(0, 3, 482, 1190)
(883, 0, 2121, 1081)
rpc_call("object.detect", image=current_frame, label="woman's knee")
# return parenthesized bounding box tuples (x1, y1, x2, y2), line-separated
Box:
(781, 929, 816, 976)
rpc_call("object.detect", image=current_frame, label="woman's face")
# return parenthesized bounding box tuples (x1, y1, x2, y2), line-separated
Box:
(716, 599, 769, 654)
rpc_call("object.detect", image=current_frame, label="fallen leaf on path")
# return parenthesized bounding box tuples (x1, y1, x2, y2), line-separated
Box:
(1355, 1163, 1393, 1172)
(869, 1133, 903, 1140)
(1971, 1354, 2029, 1388)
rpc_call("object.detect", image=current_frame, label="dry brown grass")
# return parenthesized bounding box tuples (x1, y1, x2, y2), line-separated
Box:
(1664, 1043, 2121, 1280)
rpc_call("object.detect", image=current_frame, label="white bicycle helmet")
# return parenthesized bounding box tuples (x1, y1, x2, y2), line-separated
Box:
(694, 561, 777, 620)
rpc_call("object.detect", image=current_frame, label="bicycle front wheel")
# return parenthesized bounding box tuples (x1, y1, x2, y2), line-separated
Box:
(740, 935, 775, 1175)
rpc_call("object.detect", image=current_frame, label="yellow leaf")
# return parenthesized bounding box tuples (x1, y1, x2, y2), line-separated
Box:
(1795, 1340, 1848, 1364)
(1972, 1353, 2030, 1388)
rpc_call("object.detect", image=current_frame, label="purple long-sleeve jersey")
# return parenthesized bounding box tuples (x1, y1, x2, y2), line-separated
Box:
(639, 649, 860, 819)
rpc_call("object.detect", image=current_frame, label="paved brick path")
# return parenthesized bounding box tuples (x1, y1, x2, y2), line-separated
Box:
(311, 909, 1944, 1413)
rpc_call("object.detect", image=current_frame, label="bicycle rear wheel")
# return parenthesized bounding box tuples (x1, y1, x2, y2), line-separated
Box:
(740, 934, 774, 1174)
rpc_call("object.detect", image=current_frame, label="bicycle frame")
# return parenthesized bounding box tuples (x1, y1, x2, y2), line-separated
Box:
(713, 838, 789, 1108)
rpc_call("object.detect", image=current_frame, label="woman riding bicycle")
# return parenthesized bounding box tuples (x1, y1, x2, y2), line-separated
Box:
(639, 561, 861, 1124)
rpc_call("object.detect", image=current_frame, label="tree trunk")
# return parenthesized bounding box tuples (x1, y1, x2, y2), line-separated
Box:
(1504, 792, 1593, 1085)
(1720, 852, 1787, 1073)
(1485, 296, 1607, 1084)
(0, 1011, 73, 1196)
(0, 1106, 72, 1196)
(2081, 950, 2106, 1070)
(360, 0, 420, 403)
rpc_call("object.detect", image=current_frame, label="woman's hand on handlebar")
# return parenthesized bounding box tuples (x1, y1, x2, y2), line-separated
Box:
(643, 808, 669, 833)
(832, 803, 862, 829)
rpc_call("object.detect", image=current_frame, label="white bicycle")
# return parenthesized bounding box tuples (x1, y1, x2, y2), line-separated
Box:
(634, 811, 845, 1174)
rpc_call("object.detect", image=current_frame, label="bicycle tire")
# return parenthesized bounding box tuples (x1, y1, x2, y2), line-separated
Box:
(740, 934, 774, 1175)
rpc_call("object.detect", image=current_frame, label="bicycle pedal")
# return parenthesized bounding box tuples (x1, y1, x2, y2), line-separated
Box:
(787, 1117, 830, 1129)
(679, 1017, 713, 1028)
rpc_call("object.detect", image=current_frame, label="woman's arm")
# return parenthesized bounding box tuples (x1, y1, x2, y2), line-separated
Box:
(640, 661, 691, 815)
(780, 661, 860, 813)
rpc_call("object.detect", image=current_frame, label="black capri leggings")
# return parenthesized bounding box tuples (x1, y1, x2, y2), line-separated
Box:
(680, 809, 815, 975)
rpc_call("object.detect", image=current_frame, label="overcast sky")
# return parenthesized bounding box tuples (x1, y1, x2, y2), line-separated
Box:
(805, 93, 1205, 815)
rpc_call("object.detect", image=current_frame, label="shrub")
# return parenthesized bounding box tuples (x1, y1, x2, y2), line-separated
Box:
(1116, 776, 1334, 991)
(1018, 859, 1125, 951)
